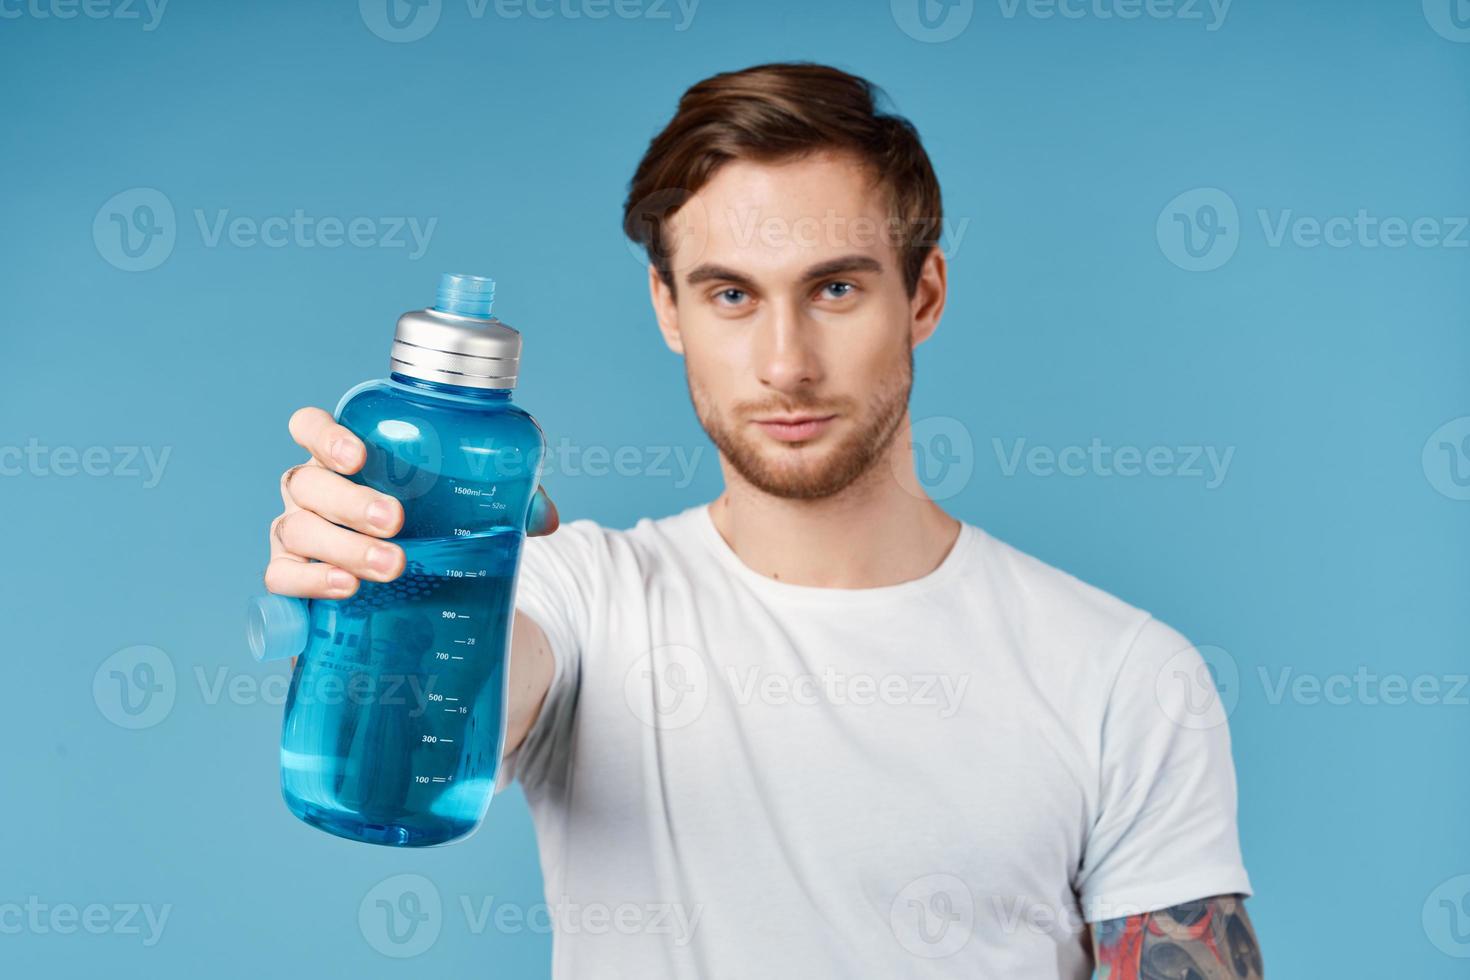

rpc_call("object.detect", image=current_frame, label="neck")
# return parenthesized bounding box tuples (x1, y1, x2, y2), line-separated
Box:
(707, 413, 962, 589)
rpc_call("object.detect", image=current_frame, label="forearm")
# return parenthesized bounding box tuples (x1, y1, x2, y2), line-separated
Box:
(502, 610, 555, 756)
(1092, 894, 1263, 979)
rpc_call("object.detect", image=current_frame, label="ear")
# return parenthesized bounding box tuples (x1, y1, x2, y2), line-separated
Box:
(908, 246, 947, 348)
(649, 263, 684, 355)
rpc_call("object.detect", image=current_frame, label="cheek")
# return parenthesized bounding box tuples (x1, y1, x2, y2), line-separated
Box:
(682, 322, 751, 391)
(831, 316, 908, 380)
(682, 341, 737, 413)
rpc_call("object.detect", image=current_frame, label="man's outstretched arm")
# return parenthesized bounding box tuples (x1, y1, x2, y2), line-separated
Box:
(1091, 894, 1263, 979)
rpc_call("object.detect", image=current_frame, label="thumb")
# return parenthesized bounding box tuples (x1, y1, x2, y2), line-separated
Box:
(527, 485, 559, 536)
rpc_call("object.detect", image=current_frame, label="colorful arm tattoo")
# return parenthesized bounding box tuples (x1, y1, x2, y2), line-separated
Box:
(1091, 893, 1262, 979)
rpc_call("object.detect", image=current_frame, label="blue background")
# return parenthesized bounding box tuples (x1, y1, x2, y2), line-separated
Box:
(3, 0, 1468, 975)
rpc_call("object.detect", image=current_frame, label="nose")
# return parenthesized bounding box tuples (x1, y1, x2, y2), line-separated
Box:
(753, 298, 823, 393)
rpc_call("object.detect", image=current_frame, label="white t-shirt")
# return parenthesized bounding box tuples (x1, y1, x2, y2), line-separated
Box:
(497, 503, 1251, 979)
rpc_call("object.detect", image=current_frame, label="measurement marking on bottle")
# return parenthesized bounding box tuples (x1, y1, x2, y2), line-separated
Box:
(431, 777, 447, 783)
(445, 697, 458, 702)
(454, 639, 468, 644)
(440, 738, 454, 744)
(452, 483, 497, 498)
(451, 656, 464, 660)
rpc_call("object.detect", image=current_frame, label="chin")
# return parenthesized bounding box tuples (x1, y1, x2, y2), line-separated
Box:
(733, 441, 869, 501)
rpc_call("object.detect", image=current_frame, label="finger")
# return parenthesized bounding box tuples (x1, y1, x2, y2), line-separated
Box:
(528, 485, 559, 536)
(288, 406, 365, 474)
(268, 509, 297, 562)
(274, 510, 405, 582)
(279, 461, 316, 510)
(284, 464, 403, 537)
(264, 555, 359, 599)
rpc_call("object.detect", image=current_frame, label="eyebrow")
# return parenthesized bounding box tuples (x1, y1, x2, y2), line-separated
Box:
(683, 254, 885, 290)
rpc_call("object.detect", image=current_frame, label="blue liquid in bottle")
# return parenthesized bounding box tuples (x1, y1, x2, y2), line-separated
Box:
(251, 274, 544, 847)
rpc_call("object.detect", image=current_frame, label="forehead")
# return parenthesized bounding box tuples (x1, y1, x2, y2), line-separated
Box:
(666, 150, 895, 280)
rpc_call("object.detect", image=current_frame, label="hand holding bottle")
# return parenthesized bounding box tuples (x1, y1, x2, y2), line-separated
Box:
(262, 406, 559, 601)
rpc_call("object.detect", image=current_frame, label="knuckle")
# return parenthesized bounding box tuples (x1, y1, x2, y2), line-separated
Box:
(274, 510, 307, 549)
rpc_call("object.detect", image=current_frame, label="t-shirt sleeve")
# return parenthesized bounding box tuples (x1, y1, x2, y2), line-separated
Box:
(494, 518, 608, 796)
(1075, 615, 1254, 922)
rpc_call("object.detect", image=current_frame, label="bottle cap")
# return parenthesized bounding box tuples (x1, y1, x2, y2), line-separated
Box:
(390, 273, 522, 390)
(247, 594, 309, 662)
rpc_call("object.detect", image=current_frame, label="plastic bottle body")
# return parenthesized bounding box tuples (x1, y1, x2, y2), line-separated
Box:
(279, 374, 544, 846)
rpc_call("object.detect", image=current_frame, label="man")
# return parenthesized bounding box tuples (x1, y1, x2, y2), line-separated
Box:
(264, 62, 1262, 978)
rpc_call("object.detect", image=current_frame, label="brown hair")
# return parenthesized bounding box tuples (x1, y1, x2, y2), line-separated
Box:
(622, 62, 943, 299)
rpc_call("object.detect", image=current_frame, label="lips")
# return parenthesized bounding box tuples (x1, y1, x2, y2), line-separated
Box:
(752, 414, 836, 443)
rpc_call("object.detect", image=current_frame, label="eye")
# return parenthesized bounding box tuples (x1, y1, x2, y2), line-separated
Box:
(819, 280, 856, 300)
(713, 287, 748, 307)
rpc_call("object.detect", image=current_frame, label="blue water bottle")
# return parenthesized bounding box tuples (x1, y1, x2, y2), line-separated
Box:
(247, 274, 545, 847)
